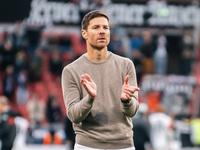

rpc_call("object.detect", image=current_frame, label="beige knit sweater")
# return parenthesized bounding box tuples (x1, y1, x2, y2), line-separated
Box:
(61, 52, 139, 149)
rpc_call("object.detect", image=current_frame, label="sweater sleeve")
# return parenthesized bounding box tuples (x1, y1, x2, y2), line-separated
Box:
(121, 59, 139, 117)
(61, 67, 94, 124)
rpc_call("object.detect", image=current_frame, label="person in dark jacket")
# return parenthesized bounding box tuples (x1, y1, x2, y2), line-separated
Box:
(46, 94, 63, 144)
(0, 96, 16, 150)
(64, 116, 75, 150)
(132, 103, 152, 150)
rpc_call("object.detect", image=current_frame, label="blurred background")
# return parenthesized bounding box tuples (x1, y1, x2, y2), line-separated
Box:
(0, 0, 200, 150)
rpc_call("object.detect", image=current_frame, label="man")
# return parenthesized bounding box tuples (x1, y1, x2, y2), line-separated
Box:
(132, 103, 152, 150)
(61, 10, 140, 150)
(64, 116, 75, 150)
(148, 105, 173, 150)
(0, 96, 16, 150)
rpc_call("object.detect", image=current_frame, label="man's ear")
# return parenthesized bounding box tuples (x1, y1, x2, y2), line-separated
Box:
(82, 29, 87, 40)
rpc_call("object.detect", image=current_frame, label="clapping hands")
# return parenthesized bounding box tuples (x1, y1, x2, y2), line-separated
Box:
(80, 74, 97, 99)
(121, 75, 140, 101)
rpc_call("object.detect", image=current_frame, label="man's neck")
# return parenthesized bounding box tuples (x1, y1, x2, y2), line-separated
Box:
(86, 47, 109, 62)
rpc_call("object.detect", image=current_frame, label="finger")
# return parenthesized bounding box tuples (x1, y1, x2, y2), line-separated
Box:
(80, 74, 85, 84)
(81, 75, 90, 85)
(125, 87, 140, 93)
(84, 73, 92, 82)
(80, 79, 83, 84)
(82, 82, 90, 92)
(134, 87, 140, 91)
(81, 79, 89, 88)
(82, 79, 90, 86)
(81, 79, 86, 85)
(125, 94, 132, 100)
(124, 89, 133, 96)
(124, 75, 129, 85)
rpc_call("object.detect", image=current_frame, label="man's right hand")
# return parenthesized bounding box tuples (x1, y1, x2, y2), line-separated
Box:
(80, 74, 97, 99)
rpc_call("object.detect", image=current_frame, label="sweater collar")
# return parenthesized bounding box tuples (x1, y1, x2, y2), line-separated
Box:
(82, 51, 112, 64)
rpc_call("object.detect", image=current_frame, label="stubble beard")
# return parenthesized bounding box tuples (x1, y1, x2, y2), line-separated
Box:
(91, 43, 108, 51)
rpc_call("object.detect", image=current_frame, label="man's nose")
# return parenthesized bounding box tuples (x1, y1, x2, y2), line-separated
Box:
(99, 27, 105, 34)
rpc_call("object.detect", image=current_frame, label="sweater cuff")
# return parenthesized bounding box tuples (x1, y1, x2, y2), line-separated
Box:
(85, 95, 95, 105)
(122, 96, 137, 107)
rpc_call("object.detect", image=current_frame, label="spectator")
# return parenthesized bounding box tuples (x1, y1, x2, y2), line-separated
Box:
(3, 65, 16, 102)
(190, 116, 200, 147)
(28, 48, 43, 83)
(16, 70, 29, 105)
(130, 32, 143, 52)
(14, 51, 28, 77)
(64, 116, 75, 150)
(46, 94, 63, 144)
(174, 114, 193, 148)
(12, 22, 27, 49)
(12, 116, 29, 149)
(179, 29, 194, 75)
(0, 38, 17, 71)
(108, 33, 125, 56)
(49, 50, 63, 79)
(27, 93, 45, 128)
(153, 30, 168, 74)
(25, 24, 43, 55)
(0, 96, 17, 150)
(131, 50, 143, 85)
(58, 35, 72, 52)
(46, 94, 63, 124)
(179, 48, 194, 75)
(140, 30, 155, 74)
(148, 105, 173, 150)
(132, 103, 152, 150)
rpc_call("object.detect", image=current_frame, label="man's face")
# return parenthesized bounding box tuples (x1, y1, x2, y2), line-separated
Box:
(82, 17, 110, 50)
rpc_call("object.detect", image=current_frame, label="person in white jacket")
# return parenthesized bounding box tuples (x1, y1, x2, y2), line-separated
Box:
(148, 105, 173, 150)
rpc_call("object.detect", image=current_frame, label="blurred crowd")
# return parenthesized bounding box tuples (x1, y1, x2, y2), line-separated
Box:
(0, 14, 199, 150)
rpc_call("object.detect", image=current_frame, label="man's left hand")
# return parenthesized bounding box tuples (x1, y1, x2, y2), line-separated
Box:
(121, 75, 140, 100)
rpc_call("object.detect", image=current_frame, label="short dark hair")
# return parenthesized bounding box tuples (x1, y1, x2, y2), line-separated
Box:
(81, 10, 109, 30)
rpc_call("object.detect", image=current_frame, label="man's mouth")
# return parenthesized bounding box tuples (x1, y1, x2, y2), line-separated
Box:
(98, 38, 106, 41)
